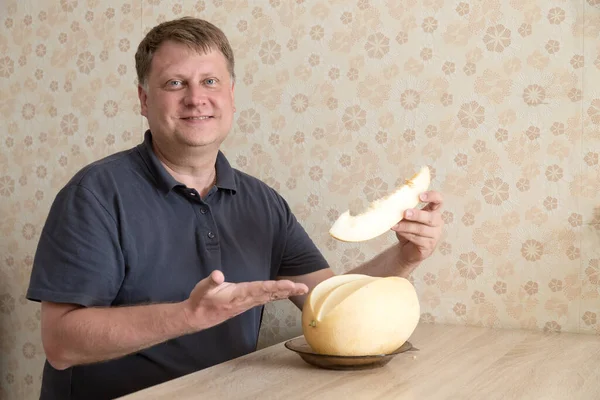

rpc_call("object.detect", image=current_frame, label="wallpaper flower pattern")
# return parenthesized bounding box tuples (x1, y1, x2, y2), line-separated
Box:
(1, 0, 599, 398)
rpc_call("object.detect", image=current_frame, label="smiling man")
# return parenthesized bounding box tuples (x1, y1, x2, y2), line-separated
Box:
(27, 17, 444, 400)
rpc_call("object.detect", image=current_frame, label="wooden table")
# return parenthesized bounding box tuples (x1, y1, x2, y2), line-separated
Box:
(118, 323, 600, 399)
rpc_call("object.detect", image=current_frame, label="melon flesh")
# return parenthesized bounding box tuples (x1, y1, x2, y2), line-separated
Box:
(329, 166, 431, 242)
(302, 275, 420, 356)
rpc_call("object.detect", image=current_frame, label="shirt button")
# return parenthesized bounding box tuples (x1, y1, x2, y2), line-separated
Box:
(207, 231, 215, 239)
(200, 208, 208, 214)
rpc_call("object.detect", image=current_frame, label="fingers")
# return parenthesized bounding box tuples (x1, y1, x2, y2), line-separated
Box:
(259, 280, 308, 301)
(209, 270, 225, 286)
(231, 280, 308, 307)
(419, 190, 443, 211)
(391, 196, 443, 240)
(390, 191, 444, 230)
(400, 207, 443, 228)
(395, 231, 437, 249)
(194, 270, 225, 297)
(393, 219, 439, 239)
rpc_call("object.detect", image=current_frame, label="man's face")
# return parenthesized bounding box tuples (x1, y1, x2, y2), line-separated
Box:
(138, 40, 235, 153)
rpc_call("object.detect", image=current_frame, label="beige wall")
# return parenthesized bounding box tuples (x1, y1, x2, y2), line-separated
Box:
(1, 0, 599, 398)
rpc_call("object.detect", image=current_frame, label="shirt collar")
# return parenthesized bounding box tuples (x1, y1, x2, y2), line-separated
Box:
(137, 130, 237, 195)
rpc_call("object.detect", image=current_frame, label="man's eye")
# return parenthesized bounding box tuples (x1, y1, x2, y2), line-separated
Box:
(205, 78, 216, 85)
(168, 80, 182, 87)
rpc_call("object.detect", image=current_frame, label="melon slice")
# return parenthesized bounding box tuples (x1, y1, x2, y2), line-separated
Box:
(329, 166, 431, 242)
(302, 275, 420, 356)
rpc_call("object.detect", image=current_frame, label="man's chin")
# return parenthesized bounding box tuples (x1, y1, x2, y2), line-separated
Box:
(178, 135, 224, 149)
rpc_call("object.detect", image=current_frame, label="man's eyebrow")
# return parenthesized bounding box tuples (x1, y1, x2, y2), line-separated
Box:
(158, 70, 221, 79)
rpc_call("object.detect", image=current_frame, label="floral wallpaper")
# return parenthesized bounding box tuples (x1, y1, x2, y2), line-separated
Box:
(1, 0, 599, 398)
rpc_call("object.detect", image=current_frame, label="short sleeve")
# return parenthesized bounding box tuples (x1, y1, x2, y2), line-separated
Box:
(26, 184, 125, 307)
(275, 196, 330, 277)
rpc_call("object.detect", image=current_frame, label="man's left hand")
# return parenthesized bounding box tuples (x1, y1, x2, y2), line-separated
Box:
(391, 190, 444, 269)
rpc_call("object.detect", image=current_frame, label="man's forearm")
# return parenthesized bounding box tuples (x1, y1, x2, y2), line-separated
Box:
(347, 244, 419, 278)
(45, 301, 196, 370)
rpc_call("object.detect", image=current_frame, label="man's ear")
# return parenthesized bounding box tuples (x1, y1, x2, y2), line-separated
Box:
(138, 84, 148, 117)
(230, 80, 235, 111)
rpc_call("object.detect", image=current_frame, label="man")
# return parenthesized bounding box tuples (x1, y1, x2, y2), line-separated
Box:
(27, 17, 443, 399)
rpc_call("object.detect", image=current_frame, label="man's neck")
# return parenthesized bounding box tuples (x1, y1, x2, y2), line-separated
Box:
(152, 141, 218, 198)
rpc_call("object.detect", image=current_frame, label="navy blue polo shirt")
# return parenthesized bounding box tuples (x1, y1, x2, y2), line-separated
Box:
(26, 130, 329, 400)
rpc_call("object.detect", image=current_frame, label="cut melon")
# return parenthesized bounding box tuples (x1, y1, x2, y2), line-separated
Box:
(307, 274, 372, 319)
(315, 277, 377, 321)
(301, 274, 420, 356)
(329, 166, 431, 242)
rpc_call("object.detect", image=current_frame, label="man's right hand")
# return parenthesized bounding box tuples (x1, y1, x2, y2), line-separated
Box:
(183, 270, 309, 331)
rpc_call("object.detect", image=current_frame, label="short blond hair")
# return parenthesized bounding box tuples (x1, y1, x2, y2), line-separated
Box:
(135, 17, 235, 88)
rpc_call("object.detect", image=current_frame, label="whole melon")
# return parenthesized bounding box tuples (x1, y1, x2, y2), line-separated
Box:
(301, 274, 420, 356)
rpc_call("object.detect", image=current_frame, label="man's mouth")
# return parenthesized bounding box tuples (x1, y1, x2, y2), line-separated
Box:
(181, 116, 213, 120)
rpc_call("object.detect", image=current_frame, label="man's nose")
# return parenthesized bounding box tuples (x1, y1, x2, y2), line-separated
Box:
(183, 84, 208, 107)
